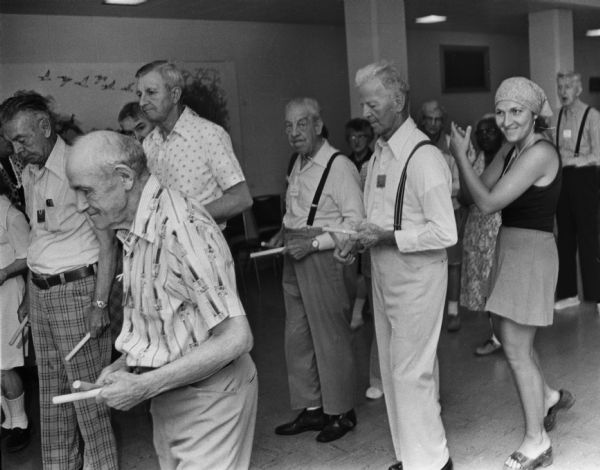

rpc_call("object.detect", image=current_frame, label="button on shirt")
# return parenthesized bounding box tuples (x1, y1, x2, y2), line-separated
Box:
(22, 137, 98, 275)
(143, 106, 246, 204)
(364, 117, 457, 252)
(283, 140, 365, 231)
(555, 102, 600, 167)
(115, 175, 245, 368)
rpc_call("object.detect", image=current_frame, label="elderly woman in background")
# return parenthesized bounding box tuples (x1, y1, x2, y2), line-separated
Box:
(450, 77, 574, 470)
(458, 115, 504, 356)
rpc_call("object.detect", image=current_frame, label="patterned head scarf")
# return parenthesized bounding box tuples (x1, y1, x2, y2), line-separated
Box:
(495, 77, 553, 117)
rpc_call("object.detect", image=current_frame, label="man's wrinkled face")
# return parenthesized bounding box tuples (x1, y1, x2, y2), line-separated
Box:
(358, 78, 403, 141)
(67, 158, 129, 230)
(420, 107, 444, 140)
(136, 71, 177, 123)
(120, 115, 154, 142)
(2, 111, 54, 167)
(557, 77, 581, 107)
(284, 104, 322, 156)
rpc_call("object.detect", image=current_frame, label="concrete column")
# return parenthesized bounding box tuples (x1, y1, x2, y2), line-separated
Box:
(529, 9, 574, 109)
(344, 0, 408, 116)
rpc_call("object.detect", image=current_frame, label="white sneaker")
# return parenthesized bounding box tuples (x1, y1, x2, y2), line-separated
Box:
(554, 296, 580, 310)
(365, 386, 383, 400)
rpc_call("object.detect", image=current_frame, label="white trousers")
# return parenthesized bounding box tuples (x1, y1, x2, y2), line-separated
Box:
(371, 246, 450, 470)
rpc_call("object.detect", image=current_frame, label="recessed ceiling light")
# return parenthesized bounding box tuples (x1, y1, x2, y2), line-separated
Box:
(415, 15, 447, 24)
(586, 29, 600, 37)
(103, 0, 147, 5)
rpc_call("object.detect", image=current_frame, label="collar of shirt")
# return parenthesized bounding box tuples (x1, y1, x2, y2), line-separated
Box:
(307, 139, 336, 168)
(563, 99, 586, 116)
(118, 175, 163, 246)
(147, 106, 198, 146)
(375, 116, 418, 160)
(26, 136, 67, 181)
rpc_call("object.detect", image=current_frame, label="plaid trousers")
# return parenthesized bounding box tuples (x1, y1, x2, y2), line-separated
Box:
(29, 275, 118, 470)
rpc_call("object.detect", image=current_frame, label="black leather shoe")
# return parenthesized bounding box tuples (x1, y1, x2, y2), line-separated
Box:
(389, 458, 451, 470)
(316, 409, 356, 443)
(5, 426, 31, 453)
(275, 408, 327, 435)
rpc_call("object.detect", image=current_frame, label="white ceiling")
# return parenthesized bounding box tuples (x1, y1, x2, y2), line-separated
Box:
(1, 0, 600, 37)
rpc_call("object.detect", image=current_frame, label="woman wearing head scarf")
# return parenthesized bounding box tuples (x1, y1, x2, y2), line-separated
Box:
(450, 77, 574, 470)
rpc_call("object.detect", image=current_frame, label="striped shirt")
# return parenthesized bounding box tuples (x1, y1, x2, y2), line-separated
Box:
(115, 175, 245, 368)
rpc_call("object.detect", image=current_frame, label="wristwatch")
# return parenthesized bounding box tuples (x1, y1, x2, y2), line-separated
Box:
(94, 300, 108, 309)
(311, 238, 320, 251)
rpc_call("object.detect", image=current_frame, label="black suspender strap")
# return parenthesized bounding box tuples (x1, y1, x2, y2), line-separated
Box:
(307, 152, 342, 226)
(286, 153, 299, 178)
(574, 106, 591, 157)
(555, 107, 564, 148)
(393, 141, 435, 230)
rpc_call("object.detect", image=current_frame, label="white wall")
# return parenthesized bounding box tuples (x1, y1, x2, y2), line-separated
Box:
(0, 14, 350, 196)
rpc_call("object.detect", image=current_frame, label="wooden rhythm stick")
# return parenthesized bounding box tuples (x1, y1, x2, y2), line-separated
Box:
(8, 316, 29, 346)
(72, 380, 102, 391)
(322, 226, 357, 235)
(65, 332, 91, 361)
(249, 247, 285, 259)
(52, 389, 101, 405)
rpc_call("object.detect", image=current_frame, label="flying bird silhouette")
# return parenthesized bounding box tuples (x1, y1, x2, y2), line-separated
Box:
(120, 82, 135, 92)
(74, 76, 90, 87)
(57, 75, 73, 87)
(94, 74, 108, 84)
(38, 70, 51, 81)
(102, 80, 116, 90)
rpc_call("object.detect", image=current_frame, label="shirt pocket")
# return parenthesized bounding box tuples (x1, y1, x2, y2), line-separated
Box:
(44, 204, 79, 232)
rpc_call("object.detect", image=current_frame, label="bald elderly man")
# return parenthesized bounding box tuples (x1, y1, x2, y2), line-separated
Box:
(66, 131, 258, 470)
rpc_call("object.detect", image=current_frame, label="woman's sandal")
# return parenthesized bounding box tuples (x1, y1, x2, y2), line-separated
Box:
(503, 447, 553, 470)
(544, 389, 575, 432)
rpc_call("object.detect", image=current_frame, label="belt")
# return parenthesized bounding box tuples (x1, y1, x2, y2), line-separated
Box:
(31, 264, 97, 290)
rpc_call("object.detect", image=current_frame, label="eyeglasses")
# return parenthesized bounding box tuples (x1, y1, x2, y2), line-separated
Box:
(349, 134, 369, 142)
(285, 117, 311, 135)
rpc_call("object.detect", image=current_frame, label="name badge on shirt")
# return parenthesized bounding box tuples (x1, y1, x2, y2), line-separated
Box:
(376, 175, 386, 188)
(37, 209, 45, 223)
(562, 129, 572, 139)
(46, 198, 54, 207)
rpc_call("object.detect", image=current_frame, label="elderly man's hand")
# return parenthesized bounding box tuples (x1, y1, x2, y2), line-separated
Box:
(352, 221, 386, 250)
(332, 233, 358, 265)
(264, 228, 284, 248)
(96, 370, 150, 411)
(286, 237, 314, 260)
(85, 304, 108, 338)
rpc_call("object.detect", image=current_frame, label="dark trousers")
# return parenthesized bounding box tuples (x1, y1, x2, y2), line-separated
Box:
(556, 166, 600, 301)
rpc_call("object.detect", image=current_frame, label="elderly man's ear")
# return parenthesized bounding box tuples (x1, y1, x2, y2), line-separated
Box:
(114, 164, 136, 190)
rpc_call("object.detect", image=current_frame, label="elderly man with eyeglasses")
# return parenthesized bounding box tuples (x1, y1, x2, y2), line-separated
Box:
(266, 97, 365, 443)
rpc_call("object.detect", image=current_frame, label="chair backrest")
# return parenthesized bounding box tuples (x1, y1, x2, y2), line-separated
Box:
(252, 194, 283, 229)
(224, 208, 259, 247)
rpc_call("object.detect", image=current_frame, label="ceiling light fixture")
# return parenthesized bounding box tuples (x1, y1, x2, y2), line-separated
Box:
(415, 15, 447, 24)
(586, 29, 600, 37)
(103, 0, 147, 5)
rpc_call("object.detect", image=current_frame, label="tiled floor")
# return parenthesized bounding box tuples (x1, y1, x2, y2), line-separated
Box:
(3, 264, 600, 469)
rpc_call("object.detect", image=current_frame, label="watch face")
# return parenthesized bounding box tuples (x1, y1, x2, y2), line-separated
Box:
(312, 239, 319, 248)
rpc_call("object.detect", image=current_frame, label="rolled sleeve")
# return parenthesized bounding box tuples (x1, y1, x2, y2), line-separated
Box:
(394, 183, 458, 252)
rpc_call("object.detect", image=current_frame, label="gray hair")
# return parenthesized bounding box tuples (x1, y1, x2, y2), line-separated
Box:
(135, 60, 184, 91)
(557, 71, 582, 87)
(285, 97, 322, 120)
(355, 60, 410, 103)
(72, 131, 147, 178)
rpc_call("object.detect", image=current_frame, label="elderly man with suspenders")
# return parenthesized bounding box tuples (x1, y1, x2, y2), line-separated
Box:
(267, 97, 364, 444)
(336, 61, 456, 470)
(553, 71, 600, 312)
